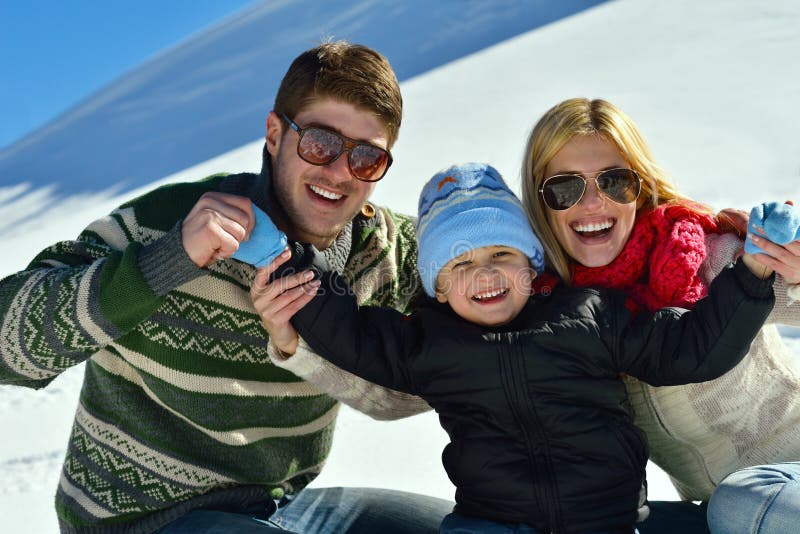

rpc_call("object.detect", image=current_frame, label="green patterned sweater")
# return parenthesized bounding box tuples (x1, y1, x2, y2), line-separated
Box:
(0, 169, 421, 533)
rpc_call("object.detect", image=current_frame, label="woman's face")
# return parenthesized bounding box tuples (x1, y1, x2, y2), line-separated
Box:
(544, 135, 637, 268)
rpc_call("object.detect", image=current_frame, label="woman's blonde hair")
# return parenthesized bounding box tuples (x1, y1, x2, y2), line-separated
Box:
(520, 98, 705, 283)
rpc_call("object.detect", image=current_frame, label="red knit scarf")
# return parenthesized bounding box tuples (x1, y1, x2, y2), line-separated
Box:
(570, 204, 720, 312)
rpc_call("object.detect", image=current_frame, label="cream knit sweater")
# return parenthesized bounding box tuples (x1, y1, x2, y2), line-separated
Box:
(624, 232, 800, 501)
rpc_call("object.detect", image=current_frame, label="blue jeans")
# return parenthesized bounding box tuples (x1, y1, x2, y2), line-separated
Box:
(156, 486, 453, 533)
(707, 462, 800, 534)
(439, 512, 638, 533)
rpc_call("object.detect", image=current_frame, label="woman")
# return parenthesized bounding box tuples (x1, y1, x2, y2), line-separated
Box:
(520, 97, 800, 534)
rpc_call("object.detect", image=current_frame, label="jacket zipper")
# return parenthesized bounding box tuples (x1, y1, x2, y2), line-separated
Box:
(498, 338, 564, 533)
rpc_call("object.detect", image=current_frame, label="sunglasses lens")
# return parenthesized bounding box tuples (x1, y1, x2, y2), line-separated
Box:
(542, 175, 586, 210)
(298, 128, 343, 165)
(542, 169, 641, 210)
(349, 145, 390, 181)
(295, 125, 389, 181)
(597, 169, 640, 204)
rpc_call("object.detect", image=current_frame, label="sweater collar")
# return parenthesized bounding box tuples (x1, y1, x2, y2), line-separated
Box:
(249, 144, 273, 214)
(254, 147, 353, 274)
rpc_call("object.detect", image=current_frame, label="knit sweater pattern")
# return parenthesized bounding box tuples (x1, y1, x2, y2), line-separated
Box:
(0, 170, 420, 532)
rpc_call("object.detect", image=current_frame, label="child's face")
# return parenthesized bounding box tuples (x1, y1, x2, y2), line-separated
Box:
(435, 245, 535, 327)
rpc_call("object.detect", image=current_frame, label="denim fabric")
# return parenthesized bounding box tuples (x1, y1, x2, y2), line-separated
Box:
(272, 486, 453, 533)
(440, 513, 540, 533)
(157, 486, 453, 533)
(439, 512, 638, 534)
(707, 462, 800, 534)
(154, 502, 288, 533)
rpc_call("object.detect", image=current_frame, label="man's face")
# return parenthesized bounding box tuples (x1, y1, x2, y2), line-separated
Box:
(266, 99, 389, 250)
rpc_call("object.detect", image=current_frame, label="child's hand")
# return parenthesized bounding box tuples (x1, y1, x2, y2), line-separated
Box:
(740, 250, 775, 280)
(745, 233, 800, 284)
(744, 200, 800, 284)
(250, 249, 321, 355)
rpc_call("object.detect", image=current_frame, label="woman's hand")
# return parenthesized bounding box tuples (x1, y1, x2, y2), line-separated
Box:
(250, 249, 321, 355)
(715, 207, 749, 239)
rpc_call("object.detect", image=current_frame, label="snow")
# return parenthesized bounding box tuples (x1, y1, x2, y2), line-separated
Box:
(1, 0, 799, 531)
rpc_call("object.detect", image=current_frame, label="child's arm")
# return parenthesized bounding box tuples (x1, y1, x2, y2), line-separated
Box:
(739, 252, 775, 280)
(618, 259, 774, 385)
(251, 245, 421, 394)
(290, 270, 421, 394)
(267, 336, 431, 421)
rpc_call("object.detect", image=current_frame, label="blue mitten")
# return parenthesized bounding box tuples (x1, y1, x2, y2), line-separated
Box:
(744, 201, 800, 255)
(231, 205, 288, 267)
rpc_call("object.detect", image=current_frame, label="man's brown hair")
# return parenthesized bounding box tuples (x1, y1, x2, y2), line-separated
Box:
(274, 41, 402, 147)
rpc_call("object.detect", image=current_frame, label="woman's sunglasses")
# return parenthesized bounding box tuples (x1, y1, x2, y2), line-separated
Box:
(281, 114, 393, 182)
(539, 168, 642, 211)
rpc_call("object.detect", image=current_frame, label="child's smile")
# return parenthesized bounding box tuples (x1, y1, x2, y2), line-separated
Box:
(435, 245, 535, 327)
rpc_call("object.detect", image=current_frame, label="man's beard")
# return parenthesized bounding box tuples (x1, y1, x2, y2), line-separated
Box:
(269, 163, 352, 247)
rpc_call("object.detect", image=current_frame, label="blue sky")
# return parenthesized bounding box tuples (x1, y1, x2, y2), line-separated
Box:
(0, 0, 607, 195)
(0, 0, 257, 149)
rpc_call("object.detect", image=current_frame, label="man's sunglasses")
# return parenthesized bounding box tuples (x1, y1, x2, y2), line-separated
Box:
(539, 168, 642, 211)
(281, 114, 393, 182)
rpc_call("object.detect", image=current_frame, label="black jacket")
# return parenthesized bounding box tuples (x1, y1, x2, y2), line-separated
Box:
(289, 259, 773, 533)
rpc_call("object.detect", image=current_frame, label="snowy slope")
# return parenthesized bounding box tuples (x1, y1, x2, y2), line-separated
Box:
(0, 0, 604, 196)
(2, 1, 799, 531)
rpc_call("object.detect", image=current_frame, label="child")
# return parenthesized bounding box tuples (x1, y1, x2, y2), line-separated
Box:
(251, 163, 774, 534)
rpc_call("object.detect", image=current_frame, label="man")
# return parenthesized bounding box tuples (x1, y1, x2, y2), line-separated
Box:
(0, 42, 451, 533)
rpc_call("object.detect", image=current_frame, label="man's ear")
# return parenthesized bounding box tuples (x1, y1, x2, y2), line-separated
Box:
(265, 111, 283, 157)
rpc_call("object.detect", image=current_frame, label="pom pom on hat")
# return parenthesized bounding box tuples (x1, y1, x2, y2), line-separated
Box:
(415, 163, 545, 297)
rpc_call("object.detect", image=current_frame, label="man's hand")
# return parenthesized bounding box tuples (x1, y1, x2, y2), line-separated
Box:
(181, 192, 256, 268)
(250, 249, 320, 355)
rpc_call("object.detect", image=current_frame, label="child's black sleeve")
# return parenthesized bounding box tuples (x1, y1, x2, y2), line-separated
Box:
(278, 245, 421, 394)
(616, 260, 774, 385)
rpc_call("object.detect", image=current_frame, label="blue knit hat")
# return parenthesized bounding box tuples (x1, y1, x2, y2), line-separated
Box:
(416, 162, 545, 297)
